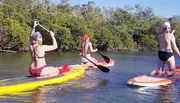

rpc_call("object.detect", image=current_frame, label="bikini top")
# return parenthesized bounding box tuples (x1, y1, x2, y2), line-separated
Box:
(31, 45, 45, 59)
(159, 43, 172, 52)
(159, 43, 170, 47)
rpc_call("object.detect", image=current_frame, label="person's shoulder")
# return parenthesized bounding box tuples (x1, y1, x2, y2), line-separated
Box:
(167, 34, 175, 41)
(37, 45, 45, 50)
(88, 42, 92, 45)
(169, 33, 175, 38)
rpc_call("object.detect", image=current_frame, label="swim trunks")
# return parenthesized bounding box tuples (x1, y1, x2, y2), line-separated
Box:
(81, 57, 88, 64)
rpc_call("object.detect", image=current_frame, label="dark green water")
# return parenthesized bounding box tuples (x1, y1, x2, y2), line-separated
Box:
(0, 51, 180, 103)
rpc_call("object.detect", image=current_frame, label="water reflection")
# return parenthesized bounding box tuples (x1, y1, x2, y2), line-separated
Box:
(81, 69, 99, 89)
(129, 84, 177, 103)
(0, 83, 73, 103)
(153, 85, 176, 103)
(0, 91, 32, 103)
(29, 87, 59, 103)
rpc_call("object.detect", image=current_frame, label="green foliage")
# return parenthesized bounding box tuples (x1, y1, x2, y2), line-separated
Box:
(138, 35, 158, 50)
(9, 20, 30, 49)
(56, 26, 71, 50)
(0, 0, 179, 51)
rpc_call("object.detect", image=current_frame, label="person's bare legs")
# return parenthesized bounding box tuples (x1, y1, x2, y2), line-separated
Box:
(37, 67, 60, 78)
(150, 58, 165, 76)
(83, 57, 100, 68)
(166, 56, 176, 76)
(91, 57, 98, 63)
(158, 58, 165, 75)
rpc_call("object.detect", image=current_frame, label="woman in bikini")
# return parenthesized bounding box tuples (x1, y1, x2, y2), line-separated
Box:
(29, 21, 65, 78)
(81, 34, 98, 64)
(150, 22, 180, 77)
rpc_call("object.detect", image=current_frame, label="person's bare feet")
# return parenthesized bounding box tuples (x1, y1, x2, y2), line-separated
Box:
(150, 70, 157, 76)
(56, 66, 63, 70)
(150, 70, 164, 77)
(166, 71, 175, 77)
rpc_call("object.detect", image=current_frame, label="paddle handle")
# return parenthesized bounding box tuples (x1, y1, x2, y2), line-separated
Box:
(169, 18, 175, 30)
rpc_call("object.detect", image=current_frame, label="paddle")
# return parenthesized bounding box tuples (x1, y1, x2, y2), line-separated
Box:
(97, 51, 110, 63)
(169, 18, 173, 29)
(38, 24, 110, 73)
(169, 18, 176, 35)
(63, 42, 110, 72)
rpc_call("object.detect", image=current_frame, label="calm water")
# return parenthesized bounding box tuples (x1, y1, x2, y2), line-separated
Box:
(0, 51, 180, 103)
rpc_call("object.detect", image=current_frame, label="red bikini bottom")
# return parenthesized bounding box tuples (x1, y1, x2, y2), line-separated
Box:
(29, 65, 46, 77)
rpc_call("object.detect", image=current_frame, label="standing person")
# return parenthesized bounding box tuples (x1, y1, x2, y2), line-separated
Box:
(81, 34, 98, 64)
(29, 21, 68, 78)
(150, 22, 180, 77)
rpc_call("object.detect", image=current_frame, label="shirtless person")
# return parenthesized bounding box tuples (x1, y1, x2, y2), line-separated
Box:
(81, 34, 98, 65)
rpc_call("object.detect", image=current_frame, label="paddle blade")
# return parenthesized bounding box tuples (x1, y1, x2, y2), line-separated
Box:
(102, 55, 110, 63)
(97, 51, 110, 63)
(95, 64, 110, 72)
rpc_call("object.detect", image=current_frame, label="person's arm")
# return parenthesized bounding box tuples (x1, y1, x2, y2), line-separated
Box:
(31, 21, 39, 36)
(89, 42, 98, 52)
(171, 34, 180, 57)
(171, 29, 175, 35)
(43, 31, 58, 51)
(29, 21, 39, 45)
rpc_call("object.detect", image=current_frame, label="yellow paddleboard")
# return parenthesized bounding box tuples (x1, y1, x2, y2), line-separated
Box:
(0, 65, 84, 94)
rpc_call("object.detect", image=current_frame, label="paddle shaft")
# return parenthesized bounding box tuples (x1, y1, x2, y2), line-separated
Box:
(97, 51, 110, 63)
(169, 18, 176, 35)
